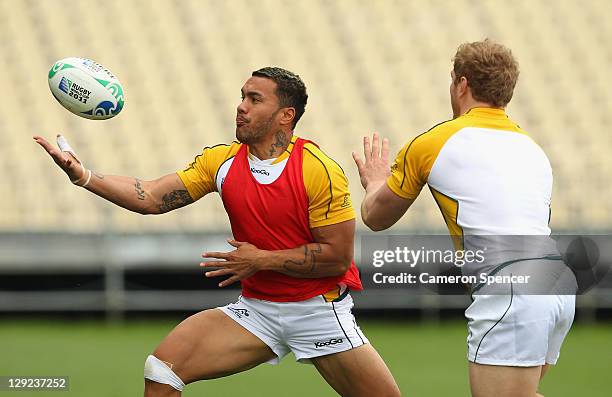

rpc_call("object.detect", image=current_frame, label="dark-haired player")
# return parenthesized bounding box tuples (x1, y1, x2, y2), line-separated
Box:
(35, 67, 400, 397)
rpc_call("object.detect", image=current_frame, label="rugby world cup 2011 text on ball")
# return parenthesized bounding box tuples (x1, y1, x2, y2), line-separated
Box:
(48, 57, 125, 120)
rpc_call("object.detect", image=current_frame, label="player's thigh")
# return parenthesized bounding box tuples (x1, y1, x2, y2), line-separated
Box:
(540, 363, 550, 380)
(311, 344, 401, 397)
(152, 308, 276, 383)
(469, 362, 542, 397)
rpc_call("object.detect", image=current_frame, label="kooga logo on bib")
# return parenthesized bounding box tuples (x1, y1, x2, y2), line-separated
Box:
(251, 167, 270, 176)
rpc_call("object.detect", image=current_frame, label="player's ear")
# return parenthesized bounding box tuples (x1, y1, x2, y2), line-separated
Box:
(279, 107, 296, 127)
(458, 76, 469, 97)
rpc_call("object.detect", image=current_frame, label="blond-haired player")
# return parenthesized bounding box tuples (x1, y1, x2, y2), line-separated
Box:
(353, 40, 575, 397)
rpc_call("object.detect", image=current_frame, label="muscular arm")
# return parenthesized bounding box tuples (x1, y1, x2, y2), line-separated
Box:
(264, 219, 355, 278)
(361, 181, 413, 231)
(33, 134, 193, 214)
(202, 219, 355, 287)
(84, 172, 193, 215)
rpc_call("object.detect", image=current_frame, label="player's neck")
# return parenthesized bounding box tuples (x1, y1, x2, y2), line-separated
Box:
(248, 130, 293, 160)
(459, 99, 501, 116)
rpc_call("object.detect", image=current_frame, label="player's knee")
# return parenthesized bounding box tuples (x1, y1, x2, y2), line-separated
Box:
(376, 379, 402, 397)
(387, 385, 402, 397)
(144, 355, 185, 392)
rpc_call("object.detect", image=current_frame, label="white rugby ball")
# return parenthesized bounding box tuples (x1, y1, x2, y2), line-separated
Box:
(48, 57, 125, 120)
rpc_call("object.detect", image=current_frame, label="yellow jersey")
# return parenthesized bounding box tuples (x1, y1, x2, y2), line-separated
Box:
(177, 135, 355, 229)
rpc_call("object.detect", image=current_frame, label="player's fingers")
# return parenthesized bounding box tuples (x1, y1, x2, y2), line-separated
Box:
(203, 268, 232, 278)
(202, 252, 230, 260)
(371, 132, 380, 159)
(34, 137, 74, 169)
(33, 135, 51, 146)
(363, 136, 372, 163)
(33, 135, 49, 145)
(381, 137, 390, 162)
(218, 275, 241, 288)
(201, 260, 241, 268)
(352, 152, 364, 172)
(200, 261, 222, 267)
(227, 239, 247, 248)
(33, 136, 58, 156)
(56, 134, 83, 164)
(65, 151, 80, 164)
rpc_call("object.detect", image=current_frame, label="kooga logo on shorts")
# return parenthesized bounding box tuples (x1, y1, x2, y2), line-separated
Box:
(314, 338, 344, 348)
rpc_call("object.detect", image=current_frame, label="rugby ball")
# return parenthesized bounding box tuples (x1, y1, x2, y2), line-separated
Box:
(48, 57, 125, 120)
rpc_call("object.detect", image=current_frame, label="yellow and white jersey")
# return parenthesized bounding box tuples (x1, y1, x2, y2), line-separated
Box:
(177, 135, 355, 229)
(388, 107, 553, 238)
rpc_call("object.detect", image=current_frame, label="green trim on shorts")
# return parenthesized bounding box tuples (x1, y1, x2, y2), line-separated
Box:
(471, 255, 564, 295)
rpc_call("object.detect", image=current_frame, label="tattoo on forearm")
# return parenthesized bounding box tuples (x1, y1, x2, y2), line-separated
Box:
(269, 130, 289, 157)
(158, 190, 193, 213)
(135, 178, 146, 200)
(283, 243, 322, 274)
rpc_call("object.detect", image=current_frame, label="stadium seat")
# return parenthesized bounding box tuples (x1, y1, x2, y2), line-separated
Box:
(1, 0, 610, 233)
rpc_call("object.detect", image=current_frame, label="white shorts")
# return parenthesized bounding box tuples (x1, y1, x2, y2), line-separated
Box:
(219, 293, 368, 365)
(466, 293, 575, 366)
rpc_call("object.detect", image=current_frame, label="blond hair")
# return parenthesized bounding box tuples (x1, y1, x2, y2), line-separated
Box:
(453, 39, 519, 107)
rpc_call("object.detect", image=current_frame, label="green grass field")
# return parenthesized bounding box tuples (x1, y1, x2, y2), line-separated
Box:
(1, 319, 610, 396)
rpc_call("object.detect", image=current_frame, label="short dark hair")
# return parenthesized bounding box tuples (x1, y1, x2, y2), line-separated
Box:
(252, 67, 308, 129)
(453, 39, 519, 107)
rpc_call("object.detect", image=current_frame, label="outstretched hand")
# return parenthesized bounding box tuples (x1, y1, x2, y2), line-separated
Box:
(33, 134, 87, 184)
(352, 132, 391, 191)
(201, 240, 265, 288)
